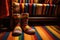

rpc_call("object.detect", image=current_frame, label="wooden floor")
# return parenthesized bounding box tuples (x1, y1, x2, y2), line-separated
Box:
(0, 25, 60, 40)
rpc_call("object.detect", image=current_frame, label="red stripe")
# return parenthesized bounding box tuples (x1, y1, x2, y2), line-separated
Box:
(22, 0, 23, 3)
(30, 0, 33, 3)
(34, 34, 38, 40)
(29, 4, 32, 15)
(33, 0, 34, 3)
(55, 5, 58, 16)
(49, 4, 52, 16)
(0, 32, 6, 40)
(20, 3, 22, 13)
(20, 0, 23, 3)
(6, 0, 9, 16)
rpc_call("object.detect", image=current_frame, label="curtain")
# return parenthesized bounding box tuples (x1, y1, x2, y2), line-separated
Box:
(0, 0, 9, 18)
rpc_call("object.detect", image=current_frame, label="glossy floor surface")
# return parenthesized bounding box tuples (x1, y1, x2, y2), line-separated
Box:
(0, 25, 60, 40)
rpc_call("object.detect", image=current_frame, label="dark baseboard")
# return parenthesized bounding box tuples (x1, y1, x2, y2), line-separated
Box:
(28, 21, 60, 26)
(0, 16, 59, 27)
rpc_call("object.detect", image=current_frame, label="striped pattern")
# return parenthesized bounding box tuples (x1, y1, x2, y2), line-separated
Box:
(13, 0, 59, 4)
(19, 3, 57, 16)
(12, 0, 58, 16)
(15, 0, 60, 4)
(0, 0, 59, 19)
(0, 25, 60, 40)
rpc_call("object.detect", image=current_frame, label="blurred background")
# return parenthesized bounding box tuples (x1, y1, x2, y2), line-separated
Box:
(0, 0, 60, 40)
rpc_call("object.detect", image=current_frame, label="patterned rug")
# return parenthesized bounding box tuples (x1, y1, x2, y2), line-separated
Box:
(0, 25, 60, 40)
